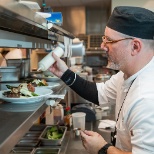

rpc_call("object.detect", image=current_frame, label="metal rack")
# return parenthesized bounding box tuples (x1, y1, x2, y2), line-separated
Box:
(0, 1, 75, 48)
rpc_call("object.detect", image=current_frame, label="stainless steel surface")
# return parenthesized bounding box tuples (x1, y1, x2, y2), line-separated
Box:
(0, 0, 75, 48)
(0, 1, 48, 39)
(71, 42, 85, 57)
(0, 66, 20, 82)
(0, 0, 75, 39)
(0, 101, 47, 154)
(36, 0, 111, 7)
(0, 82, 67, 154)
(0, 29, 53, 49)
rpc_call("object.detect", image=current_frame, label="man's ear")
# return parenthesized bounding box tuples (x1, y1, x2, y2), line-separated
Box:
(131, 39, 141, 56)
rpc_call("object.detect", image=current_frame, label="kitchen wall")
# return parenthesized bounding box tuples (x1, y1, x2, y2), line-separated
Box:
(112, 0, 154, 12)
(53, 6, 86, 36)
(53, 5, 111, 36)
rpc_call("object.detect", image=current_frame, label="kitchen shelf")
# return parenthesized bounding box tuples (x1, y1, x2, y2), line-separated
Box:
(0, 81, 67, 154)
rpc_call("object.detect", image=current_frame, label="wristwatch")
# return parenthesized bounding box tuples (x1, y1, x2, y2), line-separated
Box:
(98, 143, 112, 154)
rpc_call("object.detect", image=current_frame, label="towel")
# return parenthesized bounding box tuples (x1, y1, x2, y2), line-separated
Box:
(98, 119, 116, 129)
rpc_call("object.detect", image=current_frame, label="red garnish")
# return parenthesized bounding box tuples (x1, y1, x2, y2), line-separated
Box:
(65, 107, 70, 111)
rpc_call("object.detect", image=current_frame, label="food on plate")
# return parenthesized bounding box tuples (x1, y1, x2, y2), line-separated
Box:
(45, 126, 64, 140)
(3, 83, 39, 98)
(27, 79, 48, 87)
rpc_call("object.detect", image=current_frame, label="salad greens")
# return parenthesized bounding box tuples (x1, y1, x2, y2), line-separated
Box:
(46, 126, 64, 140)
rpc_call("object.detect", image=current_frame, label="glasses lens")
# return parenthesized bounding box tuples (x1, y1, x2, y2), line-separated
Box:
(102, 36, 105, 41)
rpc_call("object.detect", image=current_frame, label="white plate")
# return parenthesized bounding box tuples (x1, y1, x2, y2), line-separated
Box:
(36, 82, 60, 89)
(31, 74, 60, 82)
(0, 88, 53, 104)
(5, 82, 60, 89)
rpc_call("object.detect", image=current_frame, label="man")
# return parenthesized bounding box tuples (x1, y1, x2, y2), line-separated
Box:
(49, 6, 154, 154)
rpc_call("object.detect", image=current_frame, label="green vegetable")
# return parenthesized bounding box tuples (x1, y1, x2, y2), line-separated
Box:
(6, 85, 18, 89)
(38, 82, 46, 86)
(45, 126, 64, 140)
(31, 92, 39, 96)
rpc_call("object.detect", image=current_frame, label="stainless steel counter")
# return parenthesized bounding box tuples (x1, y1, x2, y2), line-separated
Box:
(0, 81, 67, 154)
(65, 104, 115, 154)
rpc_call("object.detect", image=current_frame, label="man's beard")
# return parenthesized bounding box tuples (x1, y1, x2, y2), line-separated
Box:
(106, 53, 120, 70)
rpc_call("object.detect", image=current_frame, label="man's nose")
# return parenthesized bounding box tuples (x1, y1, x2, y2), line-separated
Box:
(101, 42, 108, 52)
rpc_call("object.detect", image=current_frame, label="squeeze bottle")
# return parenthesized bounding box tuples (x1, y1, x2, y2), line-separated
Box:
(37, 46, 64, 71)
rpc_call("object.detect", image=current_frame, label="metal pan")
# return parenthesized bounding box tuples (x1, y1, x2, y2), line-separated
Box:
(15, 139, 40, 147)
(32, 147, 60, 154)
(39, 126, 67, 146)
(9, 147, 35, 153)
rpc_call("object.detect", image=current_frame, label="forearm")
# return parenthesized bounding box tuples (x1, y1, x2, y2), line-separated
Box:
(107, 146, 132, 154)
(61, 69, 99, 105)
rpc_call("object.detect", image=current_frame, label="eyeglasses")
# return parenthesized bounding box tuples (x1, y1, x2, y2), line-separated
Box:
(102, 35, 133, 45)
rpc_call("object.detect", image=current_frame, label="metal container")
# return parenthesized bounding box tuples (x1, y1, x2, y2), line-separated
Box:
(15, 139, 40, 147)
(0, 66, 20, 82)
(32, 148, 60, 154)
(39, 126, 67, 146)
(6, 58, 30, 78)
(9, 147, 35, 154)
(22, 131, 42, 140)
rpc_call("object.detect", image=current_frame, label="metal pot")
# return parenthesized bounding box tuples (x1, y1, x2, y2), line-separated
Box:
(6, 58, 30, 78)
(0, 66, 20, 82)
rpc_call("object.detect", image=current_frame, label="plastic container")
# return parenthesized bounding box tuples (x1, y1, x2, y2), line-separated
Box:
(95, 108, 103, 120)
(53, 104, 64, 125)
(72, 112, 86, 130)
(38, 46, 64, 71)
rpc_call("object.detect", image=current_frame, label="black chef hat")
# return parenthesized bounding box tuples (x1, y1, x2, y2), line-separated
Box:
(107, 6, 154, 40)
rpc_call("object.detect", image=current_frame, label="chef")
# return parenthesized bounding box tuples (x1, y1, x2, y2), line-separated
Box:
(49, 6, 154, 154)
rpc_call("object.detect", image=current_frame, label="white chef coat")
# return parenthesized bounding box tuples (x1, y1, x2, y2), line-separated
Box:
(96, 57, 154, 154)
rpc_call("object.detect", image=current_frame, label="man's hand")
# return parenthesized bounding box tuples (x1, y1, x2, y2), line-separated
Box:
(49, 52, 68, 78)
(80, 130, 107, 154)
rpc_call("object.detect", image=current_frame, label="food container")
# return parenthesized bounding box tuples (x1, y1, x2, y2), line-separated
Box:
(22, 131, 42, 140)
(32, 148, 60, 154)
(6, 58, 30, 78)
(15, 139, 40, 147)
(0, 66, 20, 82)
(39, 126, 67, 146)
(9, 147, 35, 154)
(95, 108, 103, 120)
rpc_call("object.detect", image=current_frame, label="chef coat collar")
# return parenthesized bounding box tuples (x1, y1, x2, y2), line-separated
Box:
(122, 57, 154, 88)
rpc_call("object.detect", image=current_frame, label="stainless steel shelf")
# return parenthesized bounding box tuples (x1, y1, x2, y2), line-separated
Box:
(0, 100, 48, 154)
(0, 82, 67, 154)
